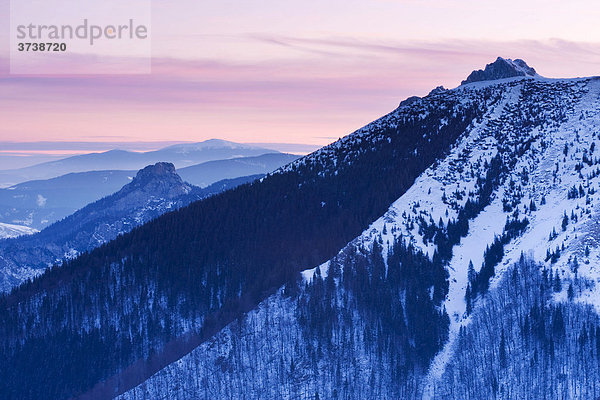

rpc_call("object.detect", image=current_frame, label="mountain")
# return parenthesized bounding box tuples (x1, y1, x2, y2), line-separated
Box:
(0, 164, 261, 292)
(0, 223, 37, 239)
(178, 153, 299, 187)
(0, 153, 293, 230)
(0, 162, 193, 292)
(117, 65, 600, 399)
(0, 71, 464, 398)
(0, 139, 278, 186)
(461, 56, 538, 85)
(3, 60, 600, 400)
(0, 170, 134, 230)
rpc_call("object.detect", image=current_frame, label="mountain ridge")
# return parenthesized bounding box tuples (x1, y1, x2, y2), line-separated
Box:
(0, 139, 280, 186)
(115, 66, 600, 399)
(2, 59, 600, 400)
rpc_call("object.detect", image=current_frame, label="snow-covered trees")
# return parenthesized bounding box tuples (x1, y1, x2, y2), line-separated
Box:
(437, 257, 600, 399)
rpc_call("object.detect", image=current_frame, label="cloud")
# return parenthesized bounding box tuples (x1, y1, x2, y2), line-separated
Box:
(247, 34, 600, 76)
(36, 194, 47, 207)
(0, 36, 599, 145)
(0, 141, 190, 151)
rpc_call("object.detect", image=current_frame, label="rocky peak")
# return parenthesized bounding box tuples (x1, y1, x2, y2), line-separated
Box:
(461, 57, 538, 85)
(399, 96, 421, 107)
(135, 162, 178, 181)
(124, 162, 191, 199)
(428, 86, 448, 96)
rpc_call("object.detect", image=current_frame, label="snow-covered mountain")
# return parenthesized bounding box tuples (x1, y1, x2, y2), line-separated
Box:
(119, 63, 600, 399)
(0, 222, 37, 239)
(3, 59, 600, 400)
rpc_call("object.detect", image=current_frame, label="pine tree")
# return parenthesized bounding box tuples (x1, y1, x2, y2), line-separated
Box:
(499, 331, 507, 368)
(553, 271, 562, 292)
(465, 284, 473, 315)
(568, 283, 575, 300)
(571, 256, 579, 275)
(467, 260, 476, 283)
(529, 199, 537, 211)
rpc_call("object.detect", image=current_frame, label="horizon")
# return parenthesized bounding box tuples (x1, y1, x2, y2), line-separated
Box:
(1, 58, 597, 168)
(0, 139, 321, 169)
(4, 1, 600, 397)
(1, 0, 600, 161)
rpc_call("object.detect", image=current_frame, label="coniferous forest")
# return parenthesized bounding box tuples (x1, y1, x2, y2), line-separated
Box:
(119, 237, 450, 400)
(438, 256, 600, 400)
(0, 90, 489, 399)
(3, 66, 598, 400)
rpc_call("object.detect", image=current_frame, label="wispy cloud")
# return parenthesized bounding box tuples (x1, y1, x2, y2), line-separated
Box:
(1, 36, 599, 146)
(0, 141, 190, 151)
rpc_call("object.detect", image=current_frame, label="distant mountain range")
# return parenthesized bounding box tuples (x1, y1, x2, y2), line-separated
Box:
(178, 153, 299, 187)
(0, 152, 297, 230)
(0, 139, 280, 187)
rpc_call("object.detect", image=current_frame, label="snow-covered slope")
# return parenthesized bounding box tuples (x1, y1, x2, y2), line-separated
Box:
(119, 65, 600, 399)
(299, 74, 600, 344)
(0, 222, 37, 239)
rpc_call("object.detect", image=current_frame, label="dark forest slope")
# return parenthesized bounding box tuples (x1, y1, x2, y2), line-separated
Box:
(0, 85, 495, 399)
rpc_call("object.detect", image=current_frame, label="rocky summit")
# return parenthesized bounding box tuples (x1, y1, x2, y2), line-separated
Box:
(461, 56, 538, 85)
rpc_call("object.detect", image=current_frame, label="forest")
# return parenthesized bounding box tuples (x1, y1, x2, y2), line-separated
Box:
(0, 87, 492, 399)
(436, 256, 600, 399)
(120, 236, 450, 400)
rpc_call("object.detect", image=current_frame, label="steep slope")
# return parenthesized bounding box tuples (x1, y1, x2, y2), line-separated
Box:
(433, 256, 600, 399)
(120, 70, 600, 399)
(0, 70, 489, 399)
(119, 237, 449, 400)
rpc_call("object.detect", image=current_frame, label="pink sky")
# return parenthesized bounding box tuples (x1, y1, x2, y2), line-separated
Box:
(1, 0, 600, 152)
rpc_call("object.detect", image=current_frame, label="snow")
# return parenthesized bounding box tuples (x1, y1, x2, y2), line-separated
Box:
(0, 222, 38, 239)
(120, 73, 600, 399)
(301, 75, 600, 398)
